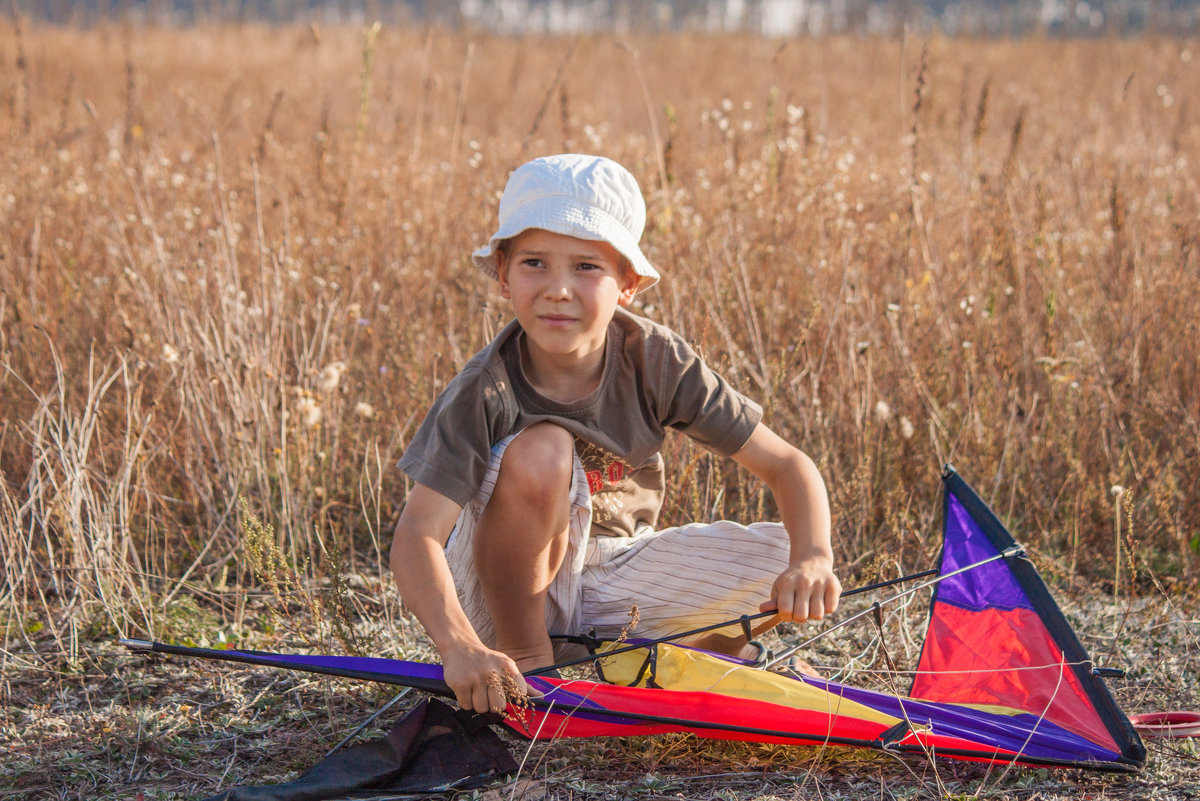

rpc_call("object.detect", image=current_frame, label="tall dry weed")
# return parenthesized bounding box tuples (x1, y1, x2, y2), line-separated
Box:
(1, 24, 1197, 664)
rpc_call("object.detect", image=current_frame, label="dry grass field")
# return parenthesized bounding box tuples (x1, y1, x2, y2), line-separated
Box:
(1, 20, 1198, 800)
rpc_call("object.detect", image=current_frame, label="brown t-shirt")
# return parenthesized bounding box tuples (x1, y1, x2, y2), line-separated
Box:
(398, 307, 762, 538)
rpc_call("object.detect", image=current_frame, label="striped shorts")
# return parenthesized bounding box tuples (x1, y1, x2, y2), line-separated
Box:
(444, 434, 791, 654)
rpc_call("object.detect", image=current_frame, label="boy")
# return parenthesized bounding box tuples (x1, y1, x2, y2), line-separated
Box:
(390, 154, 839, 716)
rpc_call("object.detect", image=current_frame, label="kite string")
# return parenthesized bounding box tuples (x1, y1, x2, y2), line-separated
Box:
(988, 651, 1070, 789)
(510, 696, 558, 799)
(688, 648, 1090, 699)
(821, 591, 919, 684)
(802, 659, 1096, 678)
(763, 545, 1023, 670)
(547, 546, 1024, 693)
(529, 564, 951, 679)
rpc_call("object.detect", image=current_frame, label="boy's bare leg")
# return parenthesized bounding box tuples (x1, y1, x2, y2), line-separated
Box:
(685, 631, 757, 659)
(684, 615, 778, 661)
(473, 423, 573, 673)
(684, 619, 821, 676)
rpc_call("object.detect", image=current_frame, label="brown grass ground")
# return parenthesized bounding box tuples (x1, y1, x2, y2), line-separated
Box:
(1, 21, 1198, 800)
(3, 586, 1197, 800)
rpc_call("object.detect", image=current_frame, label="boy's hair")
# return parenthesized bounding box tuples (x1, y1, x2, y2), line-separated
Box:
(493, 235, 638, 288)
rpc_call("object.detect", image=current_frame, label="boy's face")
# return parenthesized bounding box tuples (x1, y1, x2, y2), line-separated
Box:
(497, 228, 638, 362)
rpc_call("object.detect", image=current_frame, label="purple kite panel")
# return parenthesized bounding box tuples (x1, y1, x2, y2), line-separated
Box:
(794, 673, 1121, 763)
(938, 494, 1031, 612)
(234, 651, 447, 682)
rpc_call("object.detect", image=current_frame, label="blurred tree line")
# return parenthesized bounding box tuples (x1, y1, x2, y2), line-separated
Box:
(19, 0, 1200, 36)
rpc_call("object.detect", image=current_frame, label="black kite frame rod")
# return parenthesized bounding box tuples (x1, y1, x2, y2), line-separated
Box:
(762, 545, 1023, 670)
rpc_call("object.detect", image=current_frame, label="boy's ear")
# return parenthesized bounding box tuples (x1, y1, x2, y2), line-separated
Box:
(616, 269, 639, 306)
(496, 253, 512, 299)
(616, 279, 638, 306)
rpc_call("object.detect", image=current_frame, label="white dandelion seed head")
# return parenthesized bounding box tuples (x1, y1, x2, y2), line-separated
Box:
(900, 416, 915, 440)
(354, 401, 375, 419)
(874, 400, 893, 422)
(297, 396, 322, 428)
(318, 361, 346, 393)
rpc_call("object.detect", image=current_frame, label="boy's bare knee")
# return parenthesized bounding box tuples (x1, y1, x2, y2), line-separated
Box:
(494, 424, 575, 507)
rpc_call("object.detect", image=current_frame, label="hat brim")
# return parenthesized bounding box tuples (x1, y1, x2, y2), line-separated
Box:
(472, 196, 659, 293)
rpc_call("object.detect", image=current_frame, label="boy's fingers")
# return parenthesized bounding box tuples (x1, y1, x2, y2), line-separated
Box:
(775, 590, 796, 621)
(759, 575, 841, 628)
(807, 591, 825, 621)
(825, 581, 841, 615)
(469, 682, 491, 714)
(489, 680, 507, 714)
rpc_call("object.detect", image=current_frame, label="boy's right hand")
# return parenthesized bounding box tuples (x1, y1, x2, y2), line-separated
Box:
(441, 642, 536, 715)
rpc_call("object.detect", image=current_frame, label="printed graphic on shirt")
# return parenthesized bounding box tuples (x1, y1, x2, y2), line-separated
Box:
(574, 438, 631, 527)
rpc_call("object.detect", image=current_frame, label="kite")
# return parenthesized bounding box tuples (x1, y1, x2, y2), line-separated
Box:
(122, 466, 1147, 773)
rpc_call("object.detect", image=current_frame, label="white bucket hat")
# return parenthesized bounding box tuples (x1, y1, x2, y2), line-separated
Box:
(472, 153, 660, 293)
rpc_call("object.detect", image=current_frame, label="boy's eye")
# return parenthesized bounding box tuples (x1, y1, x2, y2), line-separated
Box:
(578, 262, 601, 271)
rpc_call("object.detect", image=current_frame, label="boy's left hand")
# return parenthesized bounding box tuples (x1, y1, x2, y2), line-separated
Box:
(761, 558, 842, 622)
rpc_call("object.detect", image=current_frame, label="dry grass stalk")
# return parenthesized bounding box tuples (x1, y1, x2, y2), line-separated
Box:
(0, 27, 1197, 797)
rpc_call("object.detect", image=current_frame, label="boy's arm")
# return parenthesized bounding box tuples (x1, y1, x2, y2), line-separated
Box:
(731, 423, 842, 621)
(389, 483, 531, 713)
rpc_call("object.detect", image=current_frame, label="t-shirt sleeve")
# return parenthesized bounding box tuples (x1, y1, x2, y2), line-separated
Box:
(651, 332, 763, 457)
(397, 367, 511, 508)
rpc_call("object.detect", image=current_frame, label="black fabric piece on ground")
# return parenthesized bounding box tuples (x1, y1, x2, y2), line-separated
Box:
(201, 698, 518, 801)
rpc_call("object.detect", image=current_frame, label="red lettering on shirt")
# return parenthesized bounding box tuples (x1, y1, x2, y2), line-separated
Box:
(586, 462, 628, 495)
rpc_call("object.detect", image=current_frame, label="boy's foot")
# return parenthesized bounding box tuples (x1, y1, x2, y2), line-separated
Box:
(739, 640, 823, 678)
(738, 639, 771, 665)
(786, 655, 822, 678)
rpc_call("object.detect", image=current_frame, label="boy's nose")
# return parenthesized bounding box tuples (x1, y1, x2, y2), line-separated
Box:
(543, 275, 572, 299)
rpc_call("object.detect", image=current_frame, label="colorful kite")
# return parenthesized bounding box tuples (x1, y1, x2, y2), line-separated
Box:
(123, 467, 1146, 773)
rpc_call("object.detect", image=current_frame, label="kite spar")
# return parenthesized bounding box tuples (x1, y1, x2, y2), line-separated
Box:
(121, 467, 1146, 772)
